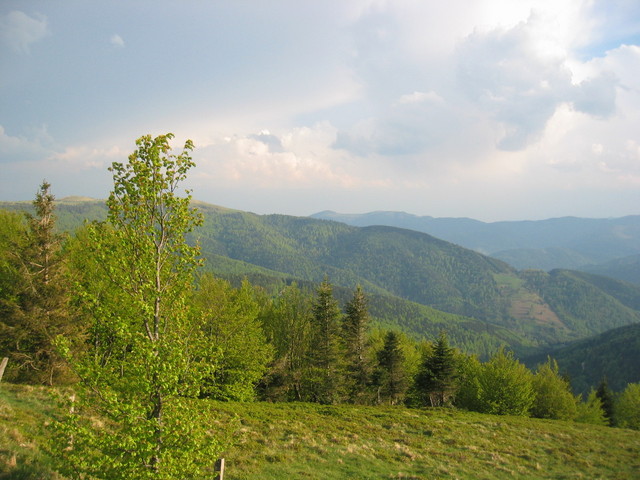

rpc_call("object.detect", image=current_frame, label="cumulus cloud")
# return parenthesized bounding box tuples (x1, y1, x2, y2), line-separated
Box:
(192, 123, 393, 192)
(0, 10, 48, 54)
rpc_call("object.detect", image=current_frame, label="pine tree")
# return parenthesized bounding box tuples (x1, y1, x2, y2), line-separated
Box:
(596, 377, 615, 426)
(305, 277, 344, 403)
(415, 331, 458, 407)
(374, 330, 409, 405)
(0, 181, 76, 385)
(342, 285, 373, 403)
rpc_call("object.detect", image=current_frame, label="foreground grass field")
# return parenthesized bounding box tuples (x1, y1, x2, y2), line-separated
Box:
(1, 383, 639, 479)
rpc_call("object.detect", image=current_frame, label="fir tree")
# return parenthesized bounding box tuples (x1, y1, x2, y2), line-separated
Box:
(0, 181, 76, 385)
(415, 331, 458, 407)
(596, 377, 615, 426)
(306, 278, 343, 403)
(342, 285, 373, 403)
(374, 330, 409, 405)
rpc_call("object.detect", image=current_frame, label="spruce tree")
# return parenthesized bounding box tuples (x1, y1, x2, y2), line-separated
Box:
(342, 285, 373, 403)
(0, 181, 76, 385)
(374, 330, 409, 405)
(415, 331, 458, 407)
(306, 277, 343, 403)
(596, 377, 615, 426)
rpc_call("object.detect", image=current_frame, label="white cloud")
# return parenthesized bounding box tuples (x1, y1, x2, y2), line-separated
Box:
(0, 125, 53, 162)
(0, 10, 48, 54)
(110, 33, 125, 48)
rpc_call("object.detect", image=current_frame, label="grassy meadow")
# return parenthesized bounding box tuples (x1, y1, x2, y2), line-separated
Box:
(1, 383, 639, 479)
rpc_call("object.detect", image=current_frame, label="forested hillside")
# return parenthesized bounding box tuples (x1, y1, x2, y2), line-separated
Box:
(311, 210, 640, 271)
(3, 197, 640, 354)
(524, 323, 640, 395)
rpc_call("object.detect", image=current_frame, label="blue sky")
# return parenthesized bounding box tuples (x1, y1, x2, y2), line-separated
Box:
(1, 1, 639, 221)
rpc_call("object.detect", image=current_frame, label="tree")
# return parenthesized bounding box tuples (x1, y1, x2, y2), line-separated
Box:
(531, 357, 577, 420)
(0, 182, 76, 385)
(615, 383, 640, 430)
(342, 285, 373, 403)
(55, 134, 224, 479)
(259, 283, 313, 401)
(374, 330, 409, 405)
(475, 348, 535, 416)
(574, 389, 608, 426)
(191, 274, 272, 401)
(595, 378, 615, 426)
(305, 278, 344, 403)
(414, 331, 458, 407)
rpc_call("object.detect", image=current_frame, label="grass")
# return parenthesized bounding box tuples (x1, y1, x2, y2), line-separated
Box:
(1, 383, 639, 479)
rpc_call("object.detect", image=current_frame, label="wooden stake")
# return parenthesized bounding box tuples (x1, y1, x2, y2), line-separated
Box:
(0, 357, 8, 383)
(215, 458, 225, 480)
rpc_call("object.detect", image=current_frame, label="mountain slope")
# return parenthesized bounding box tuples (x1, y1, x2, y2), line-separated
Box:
(580, 254, 640, 285)
(524, 323, 640, 395)
(311, 210, 640, 270)
(3, 199, 640, 352)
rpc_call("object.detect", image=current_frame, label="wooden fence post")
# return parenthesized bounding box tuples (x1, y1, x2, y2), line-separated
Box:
(0, 357, 8, 383)
(215, 458, 225, 480)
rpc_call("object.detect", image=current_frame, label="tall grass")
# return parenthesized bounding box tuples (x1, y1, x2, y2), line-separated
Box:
(1, 384, 639, 479)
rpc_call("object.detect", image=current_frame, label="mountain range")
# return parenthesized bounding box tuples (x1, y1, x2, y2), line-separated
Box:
(2, 197, 639, 391)
(311, 210, 640, 278)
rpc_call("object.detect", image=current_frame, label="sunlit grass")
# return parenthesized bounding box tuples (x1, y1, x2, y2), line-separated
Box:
(1, 384, 639, 479)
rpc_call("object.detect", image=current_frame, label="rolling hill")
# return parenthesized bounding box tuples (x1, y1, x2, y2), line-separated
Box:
(523, 322, 640, 395)
(311, 210, 640, 271)
(3, 198, 640, 360)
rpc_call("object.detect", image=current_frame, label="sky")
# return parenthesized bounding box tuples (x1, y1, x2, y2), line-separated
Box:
(1, 1, 640, 221)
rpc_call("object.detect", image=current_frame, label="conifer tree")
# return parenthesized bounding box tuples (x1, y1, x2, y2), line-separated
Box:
(374, 330, 409, 405)
(596, 377, 615, 426)
(415, 331, 458, 407)
(0, 181, 76, 385)
(305, 277, 343, 403)
(342, 285, 373, 403)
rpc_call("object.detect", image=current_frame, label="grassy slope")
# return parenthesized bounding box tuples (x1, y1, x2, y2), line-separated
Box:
(2, 384, 640, 480)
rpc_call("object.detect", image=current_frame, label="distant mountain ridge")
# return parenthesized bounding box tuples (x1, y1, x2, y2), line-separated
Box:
(3, 198, 640, 390)
(310, 210, 640, 276)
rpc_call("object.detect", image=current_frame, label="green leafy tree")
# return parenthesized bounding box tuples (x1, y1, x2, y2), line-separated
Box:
(374, 330, 409, 405)
(475, 348, 535, 416)
(305, 278, 344, 403)
(55, 134, 225, 479)
(260, 283, 313, 401)
(191, 274, 273, 401)
(531, 357, 578, 420)
(615, 383, 640, 430)
(453, 353, 483, 412)
(0, 182, 76, 385)
(575, 389, 608, 426)
(414, 331, 459, 407)
(342, 285, 373, 403)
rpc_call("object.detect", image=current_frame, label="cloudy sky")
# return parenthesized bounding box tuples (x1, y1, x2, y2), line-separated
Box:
(1, 1, 640, 221)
